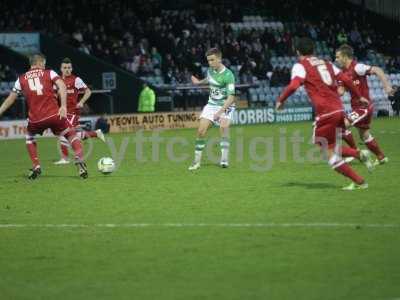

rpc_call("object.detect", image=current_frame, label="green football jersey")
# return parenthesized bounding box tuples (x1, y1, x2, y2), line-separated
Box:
(206, 66, 236, 106)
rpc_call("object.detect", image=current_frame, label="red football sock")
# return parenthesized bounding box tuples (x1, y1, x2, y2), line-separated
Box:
(333, 162, 364, 185)
(341, 147, 360, 159)
(65, 131, 84, 161)
(342, 130, 357, 149)
(365, 138, 385, 160)
(81, 131, 98, 140)
(60, 143, 69, 158)
(26, 140, 40, 168)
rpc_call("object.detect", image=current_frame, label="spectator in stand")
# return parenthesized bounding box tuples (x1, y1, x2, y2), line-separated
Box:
(270, 67, 281, 86)
(350, 25, 362, 45)
(0, 65, 6, 82)
(239, 58, 256, 84)
(394, 57, 400, 70)
(0, 64, 17, 82)
(337, 29, 348, 45)
(389, 86, 400, 116)
(78, 42, 91, 55)
(0, 0, 398, 87)
(308, 24, 318, 40)
(137, 83, 156, 113)
(254, 56, 272, 80)
(387, 58, 399, 73)
(151, 47, 162, 68)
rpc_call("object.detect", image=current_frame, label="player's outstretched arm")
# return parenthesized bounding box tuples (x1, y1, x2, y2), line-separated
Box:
(370, 66, 394, 96)
(214, 95, 236, 121)
(335, 72, 369, 107)
(191, 75, 208, 85)
(0, 92, 18, 117)
(55, 78, 67, 118)
(335, 72, 361, 98)
(77, 88, 92, 108)
(276, 77, 303, 110)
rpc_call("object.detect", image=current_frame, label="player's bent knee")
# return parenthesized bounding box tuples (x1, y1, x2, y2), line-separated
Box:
(197, 129, 207, 137)
(63, 128, 78, 140)
(220, 124, 230, 131)
(220, 118, 230, 128)
(59, 135, 69, 143)
(363, 133, 374, 143)
(25, 135, 36, 144)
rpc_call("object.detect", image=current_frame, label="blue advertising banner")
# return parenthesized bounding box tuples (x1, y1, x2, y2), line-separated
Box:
(0, 33, 40, 54)
(232, 106, 314, 125)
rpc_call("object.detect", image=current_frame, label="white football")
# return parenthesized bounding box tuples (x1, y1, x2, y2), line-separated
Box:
(97, 157, 115, 174)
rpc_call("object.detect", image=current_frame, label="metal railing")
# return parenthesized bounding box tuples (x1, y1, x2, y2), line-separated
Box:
(156, 83, 257, 111)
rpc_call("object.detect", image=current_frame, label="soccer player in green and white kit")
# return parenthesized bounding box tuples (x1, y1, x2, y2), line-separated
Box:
(188, 48, 236, 170)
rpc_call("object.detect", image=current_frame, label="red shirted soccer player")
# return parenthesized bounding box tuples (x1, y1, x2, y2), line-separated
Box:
(0, 54, 88, 179)
(335, 44, 393, 166)
(276, 38, 375, 190)
(54, 58, 105, 165)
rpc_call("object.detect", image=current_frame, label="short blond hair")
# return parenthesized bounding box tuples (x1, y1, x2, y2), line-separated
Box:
(336, 44, 354, 58)
(205, 48, 222, 58)
(29, 53, 46, 66)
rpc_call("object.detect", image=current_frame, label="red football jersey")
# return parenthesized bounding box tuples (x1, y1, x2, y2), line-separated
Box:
(13, 68, 61, 123)
(63, 75, 87, 114)
(292, 56, 344, 116)
(342, 60, 372, 109)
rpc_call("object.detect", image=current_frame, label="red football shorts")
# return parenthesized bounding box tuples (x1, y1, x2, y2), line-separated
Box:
(67, 113, 80, 127)
(347, 106, 373, 130)
(312, 110, 346, 149)
(27, 115, 73, 136)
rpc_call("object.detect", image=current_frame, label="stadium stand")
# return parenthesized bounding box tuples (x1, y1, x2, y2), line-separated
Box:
(0, 0, 399, 112)
(0, 67, 16, 96)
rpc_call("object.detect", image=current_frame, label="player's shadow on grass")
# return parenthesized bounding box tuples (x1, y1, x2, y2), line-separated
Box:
(15, 174, 133, 181)
(282, 181, 339, 190)
(200, 163, 230, 168)
(16, 174, 78, 180)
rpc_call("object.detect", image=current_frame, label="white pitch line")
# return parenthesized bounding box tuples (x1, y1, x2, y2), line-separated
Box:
(0, 223, 399, 228)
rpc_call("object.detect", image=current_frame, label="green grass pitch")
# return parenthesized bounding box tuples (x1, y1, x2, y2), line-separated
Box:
(0, 118, 399, 300)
